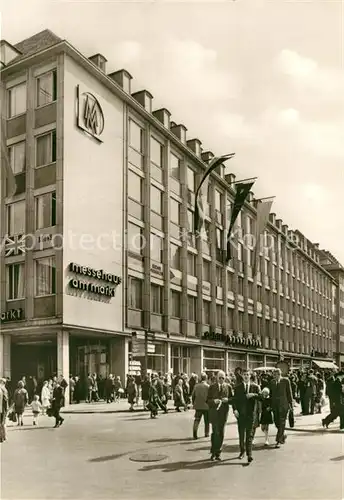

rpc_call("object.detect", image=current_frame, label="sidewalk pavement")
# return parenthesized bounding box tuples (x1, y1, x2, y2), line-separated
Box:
(61, 399, 174, 414)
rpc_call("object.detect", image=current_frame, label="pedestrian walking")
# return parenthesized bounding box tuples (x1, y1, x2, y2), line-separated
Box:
(270, 368, 293, 448)
(31, 395, 42, 426)
(207, 370, 232, 461)
(13, 381, 28, 427)
(0, 378, 9, 443)
(232, 369, 260, 464)
(51, 381, 65, 428)
(259, 387, 273, 446)
(191, 373, 210, 439)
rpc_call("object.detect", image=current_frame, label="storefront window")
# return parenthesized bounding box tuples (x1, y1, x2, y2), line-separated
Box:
(203, 349, 225, 372)
(228, 353, 246, 372)
(266, 356, 278, 367)
(248, 354, 264, 370)
(171, 346, 190, 375)
(130, 342, 166, 374)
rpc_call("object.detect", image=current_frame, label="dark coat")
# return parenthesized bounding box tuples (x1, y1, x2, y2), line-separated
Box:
(207, 382, 233, 424)
(270, 377, 293, 412)
(51, 386, 65, 409)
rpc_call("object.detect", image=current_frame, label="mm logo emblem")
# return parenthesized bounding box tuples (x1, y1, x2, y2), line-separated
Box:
(76, 85, 104, 142)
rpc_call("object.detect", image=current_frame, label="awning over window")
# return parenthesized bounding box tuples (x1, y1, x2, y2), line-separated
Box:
(312, 360, 338, 370)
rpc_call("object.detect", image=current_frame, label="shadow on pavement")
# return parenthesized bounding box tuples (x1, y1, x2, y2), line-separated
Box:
(138, 457, 245, 472)
(330, 456, 344, 462)
(186, 444, 274, 454)
(147, 437, 194, 443)
(8, 426, 54, 431)
(89, 452, 128, 463)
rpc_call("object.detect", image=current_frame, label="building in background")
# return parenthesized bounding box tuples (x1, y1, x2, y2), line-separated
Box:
(319, 250, 344, 368)
(0, 30, 339, 397)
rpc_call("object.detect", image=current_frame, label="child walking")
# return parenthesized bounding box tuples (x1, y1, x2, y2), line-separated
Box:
(260, 387, 273, 446)
(31, 395, 42, 426)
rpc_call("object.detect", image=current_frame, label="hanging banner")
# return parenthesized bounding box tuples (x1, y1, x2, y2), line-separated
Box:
(252, 199, 274, 277)
(194, 153, 235, 234)
(226, 181, 255, 261)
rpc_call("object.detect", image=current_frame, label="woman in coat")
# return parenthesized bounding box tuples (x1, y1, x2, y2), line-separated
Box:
(127, 376, 137, 411)
(41, 380, 51, 414)
(141, 375, 151, 410)
(13, 381, 28, 426)
(148, 378, 161, 419)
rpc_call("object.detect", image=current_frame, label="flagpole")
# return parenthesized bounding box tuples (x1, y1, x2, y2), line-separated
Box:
(229, 177, 257, 185)
(253, 196, 276, 202)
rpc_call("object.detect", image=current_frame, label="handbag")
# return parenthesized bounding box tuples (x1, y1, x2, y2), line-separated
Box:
(8, 410, 17, 423)
(288, 408, 295, 428)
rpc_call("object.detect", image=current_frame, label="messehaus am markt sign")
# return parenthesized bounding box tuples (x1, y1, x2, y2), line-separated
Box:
(68, 262, 122, 299)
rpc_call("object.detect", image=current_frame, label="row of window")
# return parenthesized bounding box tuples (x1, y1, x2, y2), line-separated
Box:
(8, 130, 56, 175)
(6, 258, 56, 300)
(128, 277, 332, 335)
(6, 192, 56, 236)
(8, 71, 57, 118)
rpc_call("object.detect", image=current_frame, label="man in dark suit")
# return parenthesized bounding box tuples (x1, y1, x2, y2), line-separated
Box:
(207, 370, 233, 461)
(232, 369, 260, 464)
(270, 368, 293, 448)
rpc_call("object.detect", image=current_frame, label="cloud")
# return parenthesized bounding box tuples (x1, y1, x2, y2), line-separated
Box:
(277, 49, 317, 78)
(276, 49, 344, 98)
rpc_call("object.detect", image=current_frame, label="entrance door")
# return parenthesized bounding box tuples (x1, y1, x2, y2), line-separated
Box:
(11, 343, 56, 383)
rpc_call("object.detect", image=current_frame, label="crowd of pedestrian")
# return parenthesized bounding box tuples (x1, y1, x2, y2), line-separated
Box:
(1, 364, 343, 457)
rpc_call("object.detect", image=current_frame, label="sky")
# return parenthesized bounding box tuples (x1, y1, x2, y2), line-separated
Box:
(1, 0, 343, 262)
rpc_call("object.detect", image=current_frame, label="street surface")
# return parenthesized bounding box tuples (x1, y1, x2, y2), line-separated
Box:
(1, 402, 343, 500)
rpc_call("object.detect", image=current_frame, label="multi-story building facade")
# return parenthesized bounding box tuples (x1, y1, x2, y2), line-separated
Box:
(0, 30, 338, 398)
(320, 250, 344, 368)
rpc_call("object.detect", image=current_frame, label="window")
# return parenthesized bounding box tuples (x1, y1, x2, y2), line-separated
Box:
(216, 304, 222, 326)
(151, 137, 163, 167)
(6, 263, 25, 300)
(188, 296, 197, 321)
(216, 267, 223, 287)
(248, 314, 254, 333)
(187, 167, 195, 192)
(170, 243, 181, 269)
(129, 120, 144, 168)
(228, 308, 234, 329)
(151, 284, 163, 314)
(8, 142, 25, 174)
(215, 190, 222, 211)
(127, 223, 143, 255)
(35, 191, 56, 229)
(238, 277, 244, 295)
(8, 82, 26, 118)
(151, 186, 163, 214)
(237, 243, 243, 261)
(35, 257, 56, 296)
(170, 153, 180, 180)
(36, 131, 56, 167)
(128, 171, 142, 201)
(203, 260, 211, 281)
(128, 277, 143, 309)
(151, 233, 163, 262)
(227, 273, 233, 291)
(171, 290, 181, 317)
(203, 300, 211, 324)
(6, 201, 25, 236)
(170, 199, 180, 225)
(187, 253, 196, 276)
(238, 312, 244, 331)
(36, 71, 57, 107)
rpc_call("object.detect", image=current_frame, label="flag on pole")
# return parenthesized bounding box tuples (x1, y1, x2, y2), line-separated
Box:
(252, 199, 273, 277)
(226, 181, 255, 261)
(1, 115, 16, 197)
(194, 153, 235, 234)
